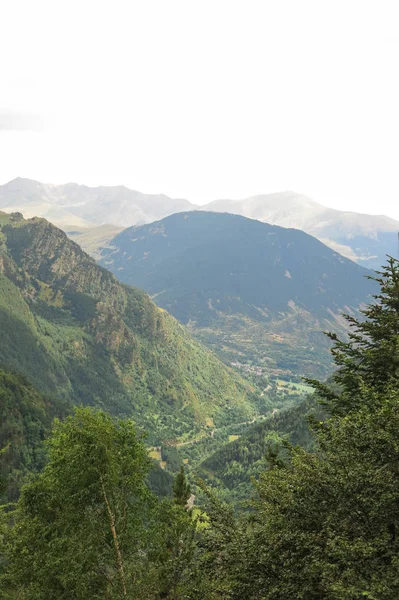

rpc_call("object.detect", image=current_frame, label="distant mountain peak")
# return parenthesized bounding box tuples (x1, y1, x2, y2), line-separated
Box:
(100, 210, 377, 379)
(201, 193, 399, 268)
(0, 178, 397, 269)
(0, 178, 198, 230)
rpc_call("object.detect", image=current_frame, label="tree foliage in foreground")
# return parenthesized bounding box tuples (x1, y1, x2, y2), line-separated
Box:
(3, 259, 399, 599)
(1, 408, 196, 599)
(193, 258, 399, 599)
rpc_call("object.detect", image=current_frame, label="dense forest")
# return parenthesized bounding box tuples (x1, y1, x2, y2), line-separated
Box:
(0, 368, 65, 502)
(197, 394, 325, 505)
(1, 258, 399, 598)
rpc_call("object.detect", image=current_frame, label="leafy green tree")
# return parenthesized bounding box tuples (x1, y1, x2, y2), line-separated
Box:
(3, 407, 156, 599)
(237, 386, 399, 599)
(153, 500, 197, 599)
(188, 480, 247, 599)
(143, 467, 197, 599)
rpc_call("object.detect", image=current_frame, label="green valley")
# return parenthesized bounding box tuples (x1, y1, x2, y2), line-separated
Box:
(196, 394, 324, 506)
(0, 212, 263, 445)
(2, 5, 398, 595)
(2, 213, 399, 599)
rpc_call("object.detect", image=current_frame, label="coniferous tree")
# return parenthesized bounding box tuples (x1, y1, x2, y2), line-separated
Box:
(306, 256, 399, 414)
(173, 466, 191, 506)
(148, 467, 197, 599)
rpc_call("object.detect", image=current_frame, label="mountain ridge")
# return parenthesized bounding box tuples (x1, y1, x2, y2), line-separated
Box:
(99, 211, 377, 379)
(0, 177, 197, 230)
(203, 192, 399, 267)
(0, 179, 397, 268)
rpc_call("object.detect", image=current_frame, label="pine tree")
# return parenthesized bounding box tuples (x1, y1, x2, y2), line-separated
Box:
(173, 465, 191, 506)
(306, 256, 399, 414)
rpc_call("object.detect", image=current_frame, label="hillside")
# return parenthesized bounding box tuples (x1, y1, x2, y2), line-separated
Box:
(0, 365, 175, 502)
(99, 211, 376, 378)
(197, 395, 324, 504)
(0, 211, 261, 444)
(203, 192, 399, 269)
(0, 367, 65, 501)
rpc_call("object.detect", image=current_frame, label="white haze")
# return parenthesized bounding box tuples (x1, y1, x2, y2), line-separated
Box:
(1, 0, 399, 218)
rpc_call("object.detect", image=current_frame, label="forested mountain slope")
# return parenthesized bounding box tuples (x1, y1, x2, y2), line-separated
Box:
(197, 395, 323, 503)
(100, 211, 376, 378)
(0, 212, 259, 444)
(0, 365, 175, 505)
(0, 367, 65, 501)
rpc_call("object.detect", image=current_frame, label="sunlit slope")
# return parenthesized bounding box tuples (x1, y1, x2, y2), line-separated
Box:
(0, 212, 259, 443)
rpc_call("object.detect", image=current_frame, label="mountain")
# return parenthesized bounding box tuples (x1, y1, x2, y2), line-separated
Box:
(1, 180, 397, 269)
(99, 211, 377, 379)
(0, 367, 63, 501)
(203, 192, 399, 269)
(0, 364, 175, 502)
(197, 394, 323, 505)
(0, 211, 261, 444)
(0, 177, 197, 230)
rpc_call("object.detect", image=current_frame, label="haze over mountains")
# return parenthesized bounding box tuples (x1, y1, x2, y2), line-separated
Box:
(0, 178, 398, 269)
(204, 192, 399, 269)
(100, 211, 376, 378)
(0, 177, 194, 230)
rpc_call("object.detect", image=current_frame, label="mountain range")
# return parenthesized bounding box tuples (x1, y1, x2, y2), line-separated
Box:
(0, 178, 398, 269)
(0, 210, 262, 444)
(0, 177, 194, 230)
(204, 192, 399, 269)
(99, 211, 377, 378)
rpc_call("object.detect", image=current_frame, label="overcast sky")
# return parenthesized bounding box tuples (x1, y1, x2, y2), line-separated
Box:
(1, 0, 399, 218)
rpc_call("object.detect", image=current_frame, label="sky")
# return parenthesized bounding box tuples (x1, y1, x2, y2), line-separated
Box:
(1, 0, 399, 218)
